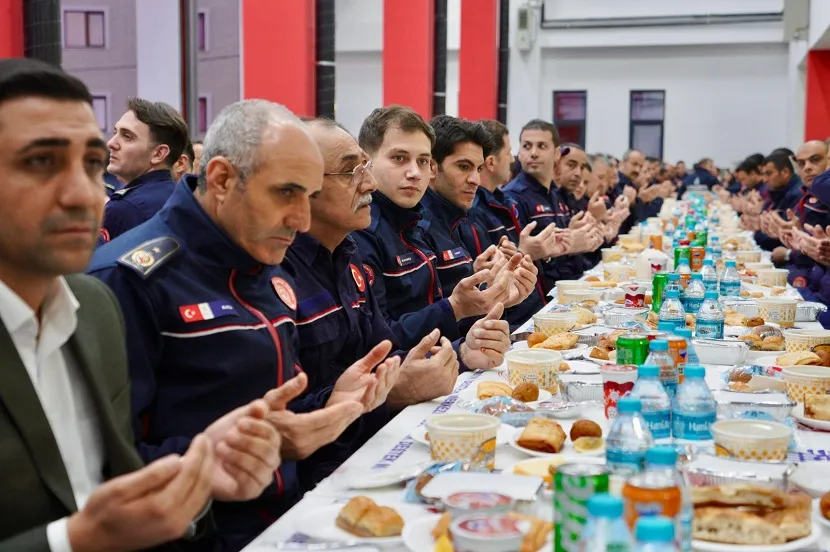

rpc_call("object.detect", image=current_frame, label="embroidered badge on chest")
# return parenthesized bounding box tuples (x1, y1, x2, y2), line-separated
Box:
(350, 263, 366, 292)
(271, 277, 297, 310)
(362, 263, 375, 286)
(178, 301, 238, 323)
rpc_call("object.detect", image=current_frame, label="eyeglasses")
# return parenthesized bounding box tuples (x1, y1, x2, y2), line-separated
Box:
(324, 159, 373, 185)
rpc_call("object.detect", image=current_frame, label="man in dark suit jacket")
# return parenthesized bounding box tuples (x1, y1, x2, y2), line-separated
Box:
(0, 58, 285, 552)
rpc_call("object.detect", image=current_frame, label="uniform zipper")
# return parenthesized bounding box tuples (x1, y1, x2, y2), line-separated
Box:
(399, 221, 437, 304)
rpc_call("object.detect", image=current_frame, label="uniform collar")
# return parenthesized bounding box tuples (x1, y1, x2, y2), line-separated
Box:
(811, 169, 830, 206)
(160, 176, 265, 273)
(372, 191, 426, 232)
(290, 232, 358, 267)
(421, 187, 467, 224)
(618, 170, 634, 187)
(123, 168, 173, 190)
(769, 175, 802, 202)
(476, 186, 505, 206)
(509, 170, 549, 195)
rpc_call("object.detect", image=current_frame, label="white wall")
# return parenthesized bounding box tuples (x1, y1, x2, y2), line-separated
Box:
(135, 0, 182, 110)
(539, 43, 789, 166)
(541, 0, 784, 20)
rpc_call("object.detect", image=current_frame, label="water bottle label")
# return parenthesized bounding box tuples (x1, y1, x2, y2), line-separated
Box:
(681, 509, 693, 552)
(661, 378, 678, 398)
(673, 410, 715, 440)
(642, 409, 671, 439)
(606, 448, 646, 473)
(695, 320, 724, 339)
(720, 281, 741, 296)
(703, 280, 718, 292)
(683, 298, 703, 313)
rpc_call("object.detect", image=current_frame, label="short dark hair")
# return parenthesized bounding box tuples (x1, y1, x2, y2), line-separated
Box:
(358, 105, 435, 154)
(184, 140, 195, 162)
(764, 152, 792, 173)
(300, 115, 351, 134)
(698, 157, 713, 166)
(192, 139, 203, 146)
(430, 115, 496, 166)
(676, 160, 686, 166)
(561, 142, 584, 152)
(127, 97, 189, 168)
(0, 58, 92, 110)
(520, 119, 560, 146)
(746, 153, 765, 166)
(479, 119, 509, 156)
(771, 147, 795, 158)
(738, 157, 761, 175)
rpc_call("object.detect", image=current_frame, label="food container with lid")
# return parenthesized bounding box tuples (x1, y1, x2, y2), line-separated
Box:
(601, 248, 624, 263)
(782, 329, 830, 352)
(561, 379, 603, 403)
(505, 349, 562, 393)
(781, 365, 830, 403)
(426, 414, 500, 469)
(533, 312, 578, 335)
(692, 339, 748, 366)
(721, 298, 759, 318)
(745, 261, 773, 271)
(713, 390, 796, 422)
(443, 492, 514, 519)
(758, 268, 789, 287)
(555, 280, 590, 293)
(796, 301, 828, 322)
(756, 297, 798, 328)
(711, 419, 791, 462)
(682, 454, 791, 489)
(558, 288, 605, 305)
(604, 307, 649, 327)
(451, 513, 527, 552)
(736, 250, 763, 263)
(603, 262, 635, 282)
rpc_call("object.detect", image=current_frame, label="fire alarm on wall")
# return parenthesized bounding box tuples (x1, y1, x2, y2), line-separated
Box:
(515, 6, 533, 51)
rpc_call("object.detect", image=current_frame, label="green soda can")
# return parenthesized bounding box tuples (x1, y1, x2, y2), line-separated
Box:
(652, 272, 668, 313)
(697, 231, 708, 246)
(674, 246, 690, 269)
(554, 463, 611, 552)
(617, 334, 650, 365)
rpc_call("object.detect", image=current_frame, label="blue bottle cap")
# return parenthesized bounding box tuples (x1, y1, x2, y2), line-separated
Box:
(684, 365, 706, 378)
(675, 328, 692, 338)
(712, 236, 720, 242)
(668, 273, 680, 281)
(657, 321, 676, 332)
(679, 258, 689, 265)
(703, 258, 713, 265)
(587, 493, 624, 519)
(666, 289, 680, 299)
(691, 273, 702, 280)
(646, 445, 678, 466)
(636, 516, 675, 543)
(650, 339, 669, 351)
(704, 291, 719, 299)
(726, 260, 737, 267)
(617, 397, 642, 413)
(639, 364, 660, 378)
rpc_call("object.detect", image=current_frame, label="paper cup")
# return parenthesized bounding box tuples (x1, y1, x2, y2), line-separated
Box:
(533, 312, 578, 335)
(426, 414, 499, 469)
(781, 366, 830, 403)
(736, 250, 763, 263)
(757, 297, 798, 328)
(600, 364, 638, 419)
(758, 268, 789, 287)
(505, 349, 562, 393)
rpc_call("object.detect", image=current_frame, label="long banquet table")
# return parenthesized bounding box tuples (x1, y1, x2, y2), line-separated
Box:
(243, 285, 830, 552)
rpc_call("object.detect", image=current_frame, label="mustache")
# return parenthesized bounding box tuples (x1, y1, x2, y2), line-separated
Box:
(42, 210, 99, 232)
(354, 194, 373, 210)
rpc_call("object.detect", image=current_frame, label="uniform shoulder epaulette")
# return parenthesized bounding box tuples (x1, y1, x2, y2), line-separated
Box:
(110, 186, 137, 200)
(116, 237, 181, 279)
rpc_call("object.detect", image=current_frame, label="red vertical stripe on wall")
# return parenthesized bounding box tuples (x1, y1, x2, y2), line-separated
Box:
(383, 0, 434, 118)
(805, 50, 830, 141)
(240, 0, 315, 115)
(0, 0, 24, 58)
(458, 0, 498, 120)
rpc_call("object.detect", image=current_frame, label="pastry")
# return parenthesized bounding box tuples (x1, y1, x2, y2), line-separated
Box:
(590, 347, 611, 360)
(775, 351, 822, 366)
(762, 505, 812, 542)
(527, 332, 547, 348)
(746, 317, 765, 327)
(570, 419, 602, 441)
(571, 306, 597, 325)
(693, 507, 785, 545)
(761, 335, 785, 351)
(516, 418, 566, 453)
(512, 382, 540, 402)
(728, 382, 752, 392)
(558, 361, 571, 372)
(431, 512, 451, 540)
(728, 369, 753, 383)
(353, 506, 404, 538)
(691, 484, 791, 509)
(725, 312, 748, 327)
(477, 381, 513, 400)
(589, 280, 618, 288)
(771, 287, 787, 296)
(584, 276, 600, 282)
(821, 491, 830, 520)
(573, 436, 604, 453)
(751, 292, 765, 298)
(685, 313, 696, 330)
(337, 496, 375, 530)
(738, 334, 763, 349)
(816, 350, 830, 367)
(804, 394, 830, 421)
(740, 290, 750, 298)
(580, 300, 598, 308)
(535, 332, 579, 351)
(620, 241, 645, 252)
(508, 513, 552, 552)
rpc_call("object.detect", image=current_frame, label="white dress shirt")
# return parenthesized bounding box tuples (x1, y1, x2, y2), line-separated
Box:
(0, 277, 105, 552)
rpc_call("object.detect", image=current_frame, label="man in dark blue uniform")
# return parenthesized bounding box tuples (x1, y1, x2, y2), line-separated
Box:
(283, 118, 510, 484)
(756, 151, 804, 252)
(89, 100, 394, 551)
(354, 106, 523, 344)
(98, 98, 189, 246)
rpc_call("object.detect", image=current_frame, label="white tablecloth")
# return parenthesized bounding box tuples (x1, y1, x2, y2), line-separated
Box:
(243, 314, 830, 551)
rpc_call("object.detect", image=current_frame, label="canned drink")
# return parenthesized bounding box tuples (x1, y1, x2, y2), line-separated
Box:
(649, 234, 663, 251)
(674, 247, 690, 269)
(697, 231, 708, 246)
(689, 246, 705, 271)
(554, 464, 611, 552)
(652, 273, 668, 313)
(667, 336, 687, 378)
(617, 334, 650, 366)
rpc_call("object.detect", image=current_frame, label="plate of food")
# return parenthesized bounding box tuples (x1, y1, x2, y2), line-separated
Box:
(793, 398, 830, 431)
(525, 331, 589, 354)
(691, 484, 820, 552)
(582, 348, 617, 365)
(502, 455, 605, 490)
(506, 417, 605, 458)
(402, 511, 552, 552)
(295, 497, 431, 545)
(815, 495, 830, 529)
(458, 381, 552, 406)
(409, 422, 514, 447)
(563, 359, 601, 375)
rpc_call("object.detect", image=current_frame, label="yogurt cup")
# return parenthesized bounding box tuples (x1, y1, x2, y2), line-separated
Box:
(451, 513, 526, 552)
(443, 492, 514, 519)
(600, 364, 638, 419)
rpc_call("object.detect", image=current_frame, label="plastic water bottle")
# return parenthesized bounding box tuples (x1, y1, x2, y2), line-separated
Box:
(719, 260, 741, 297)
(658, 290, 686, 331)
(646, 447, 693, 552)
(710, 236, 722, 260)
(672, 365, 716, 441)
(682, 274, 705, 314)
(580, 494, 635, 552)
(700, 259, 718, 292)
(675, 258, 691, 290)
(630, 365, 672, 440)
(674, 329, 699, 373)
(695, 291, 724, 339)
(645, 340, 678, 398)
(635, 517, 676, 552)
(606, 397, 654, 477)
(665, 273, 682, 299)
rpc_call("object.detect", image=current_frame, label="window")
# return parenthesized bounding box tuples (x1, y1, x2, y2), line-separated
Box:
(630, 90, 665, 159)
(198, 97, 209, 134)
(552, 91, 587, 148)
(91, 95, 107, 132)
(197, 11, 207, 52)
(64, 10, 105, 48)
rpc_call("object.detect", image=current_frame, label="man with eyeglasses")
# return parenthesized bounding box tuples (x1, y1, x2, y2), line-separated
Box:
(281, 118, 510, 486)
(88, 100, 398, 550)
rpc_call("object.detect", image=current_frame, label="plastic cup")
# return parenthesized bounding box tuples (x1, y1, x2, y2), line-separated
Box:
(600, 364, 638, 419)
(425, 413, 500, 469)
